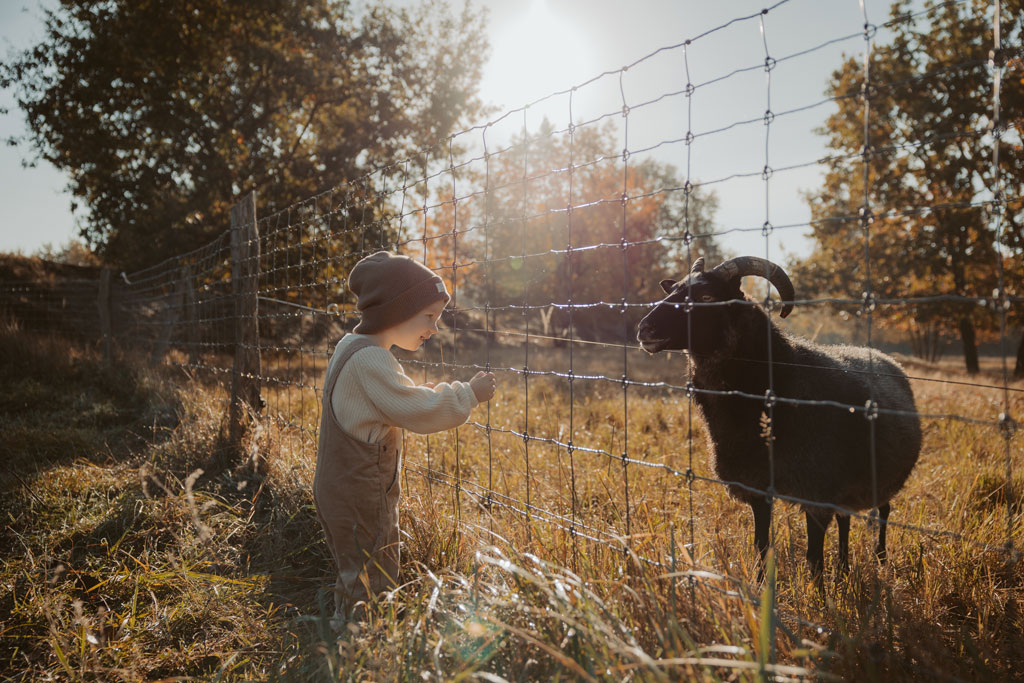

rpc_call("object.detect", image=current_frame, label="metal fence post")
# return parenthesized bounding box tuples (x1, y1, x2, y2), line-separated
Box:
(230, 191, 261, 450)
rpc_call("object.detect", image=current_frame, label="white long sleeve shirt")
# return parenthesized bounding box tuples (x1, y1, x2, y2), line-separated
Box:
(329, 334, 478, 444)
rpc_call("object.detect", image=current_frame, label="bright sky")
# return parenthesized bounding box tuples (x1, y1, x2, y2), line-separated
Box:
(0, 0, 884, 262)
(0, 0, 70, 255)
(474, 0, 876, 264)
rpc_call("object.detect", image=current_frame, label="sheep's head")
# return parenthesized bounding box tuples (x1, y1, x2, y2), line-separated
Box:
(636, 256, 795, 354)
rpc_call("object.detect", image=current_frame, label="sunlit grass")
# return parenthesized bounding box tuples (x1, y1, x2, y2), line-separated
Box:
(2, 321, 1022, 680)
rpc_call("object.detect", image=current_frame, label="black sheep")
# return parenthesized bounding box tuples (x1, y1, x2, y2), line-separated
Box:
(636, 256, 922, 578)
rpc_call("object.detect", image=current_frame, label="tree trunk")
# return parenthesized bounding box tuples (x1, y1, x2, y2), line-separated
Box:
(958, 316, 980, 374)
(909, 321, 945, 363)
(1015, 331, 1024, 379)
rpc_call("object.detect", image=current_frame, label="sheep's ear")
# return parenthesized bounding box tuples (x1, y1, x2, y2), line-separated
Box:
(690, 256, 706, 274)
(659, 279, 676, 293)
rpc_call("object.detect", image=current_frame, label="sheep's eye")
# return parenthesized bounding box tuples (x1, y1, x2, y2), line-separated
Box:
(700, 295, 715, 302)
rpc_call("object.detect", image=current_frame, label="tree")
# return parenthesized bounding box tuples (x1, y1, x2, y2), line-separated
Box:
(421, 120, 722, 342)
(33, 238, 100, 267)
(797, 0, 1024, 374)
(1, 0, 488, 271)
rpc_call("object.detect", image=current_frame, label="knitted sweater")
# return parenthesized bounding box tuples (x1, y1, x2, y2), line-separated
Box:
(329, 333, 478, 444)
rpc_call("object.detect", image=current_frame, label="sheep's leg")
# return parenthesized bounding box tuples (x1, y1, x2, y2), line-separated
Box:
(836, 514, 850, 574)
(804, 507, 832, 581)
(876, 502, 891, 563)
(751, 498, 772, 582)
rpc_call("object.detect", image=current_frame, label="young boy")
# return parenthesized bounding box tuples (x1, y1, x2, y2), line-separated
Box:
(314, 251, 496, 620)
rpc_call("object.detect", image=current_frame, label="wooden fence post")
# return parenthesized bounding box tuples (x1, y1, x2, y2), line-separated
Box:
(150, 276, 184, 363)
(181, 264, 197, 367)
(230, 191, 261, 451)
(97, 267, 113, 364)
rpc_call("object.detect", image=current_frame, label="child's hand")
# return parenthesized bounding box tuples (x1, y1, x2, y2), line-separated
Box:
(470, 371, 496, 403)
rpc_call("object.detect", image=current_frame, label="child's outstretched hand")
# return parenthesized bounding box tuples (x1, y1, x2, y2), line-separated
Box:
(470, 371, 497, 403)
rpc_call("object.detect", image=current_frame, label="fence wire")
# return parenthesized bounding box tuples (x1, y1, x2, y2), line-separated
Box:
(3, 0, 1022, 677)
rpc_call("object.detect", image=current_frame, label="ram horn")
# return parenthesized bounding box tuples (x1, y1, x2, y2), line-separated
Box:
(711, 256, 795, 318)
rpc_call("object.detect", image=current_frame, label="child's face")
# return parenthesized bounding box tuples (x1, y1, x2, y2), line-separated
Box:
(389, 299, 446, 351)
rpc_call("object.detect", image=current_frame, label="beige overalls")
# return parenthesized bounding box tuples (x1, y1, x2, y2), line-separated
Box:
(314, 336, 401, 616)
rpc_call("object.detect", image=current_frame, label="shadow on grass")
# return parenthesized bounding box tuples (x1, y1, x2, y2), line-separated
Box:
(0, 324, 181, 482)
(1, 319, 329, 585)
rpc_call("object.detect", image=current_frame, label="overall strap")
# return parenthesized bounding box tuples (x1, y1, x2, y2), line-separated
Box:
(321, 335, 382, 411)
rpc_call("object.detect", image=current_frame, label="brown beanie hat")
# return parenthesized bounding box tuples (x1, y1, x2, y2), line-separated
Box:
(348, 251, 450, 334)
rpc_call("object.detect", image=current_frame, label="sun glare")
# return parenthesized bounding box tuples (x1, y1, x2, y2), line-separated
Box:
(480, 0, 593, 110)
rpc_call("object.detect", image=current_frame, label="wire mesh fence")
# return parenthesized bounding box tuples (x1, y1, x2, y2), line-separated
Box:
(0, 278, 100, 340)
(2, 0, 1022, 674)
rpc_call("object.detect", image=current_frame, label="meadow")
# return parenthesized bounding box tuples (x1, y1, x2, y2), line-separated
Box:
(2, 317, 1022, 681)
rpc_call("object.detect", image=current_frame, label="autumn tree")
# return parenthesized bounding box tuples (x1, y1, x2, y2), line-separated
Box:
(421, 120, 722, 342)
(32, 238, 100, 267)
(797, 0, 1024, 373)
(1, 0, 487, 271)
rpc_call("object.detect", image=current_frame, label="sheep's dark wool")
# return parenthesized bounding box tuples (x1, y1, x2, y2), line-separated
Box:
(637, 256, 922, 580)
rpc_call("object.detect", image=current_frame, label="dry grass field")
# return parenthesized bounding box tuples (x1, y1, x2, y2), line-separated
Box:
(2, 318, 1023, 681)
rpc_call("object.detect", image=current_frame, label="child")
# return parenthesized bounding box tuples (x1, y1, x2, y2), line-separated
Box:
(314, 251, 496, 620)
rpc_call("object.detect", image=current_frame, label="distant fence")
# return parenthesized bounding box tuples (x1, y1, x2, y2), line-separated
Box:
(2, 0, 1022, 675)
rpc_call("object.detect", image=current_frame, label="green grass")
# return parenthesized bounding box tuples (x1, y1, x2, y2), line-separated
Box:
(2, 319, 1022, 681)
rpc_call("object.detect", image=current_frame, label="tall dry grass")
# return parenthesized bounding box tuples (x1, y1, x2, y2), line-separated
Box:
(2, 320, 1022, 680)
